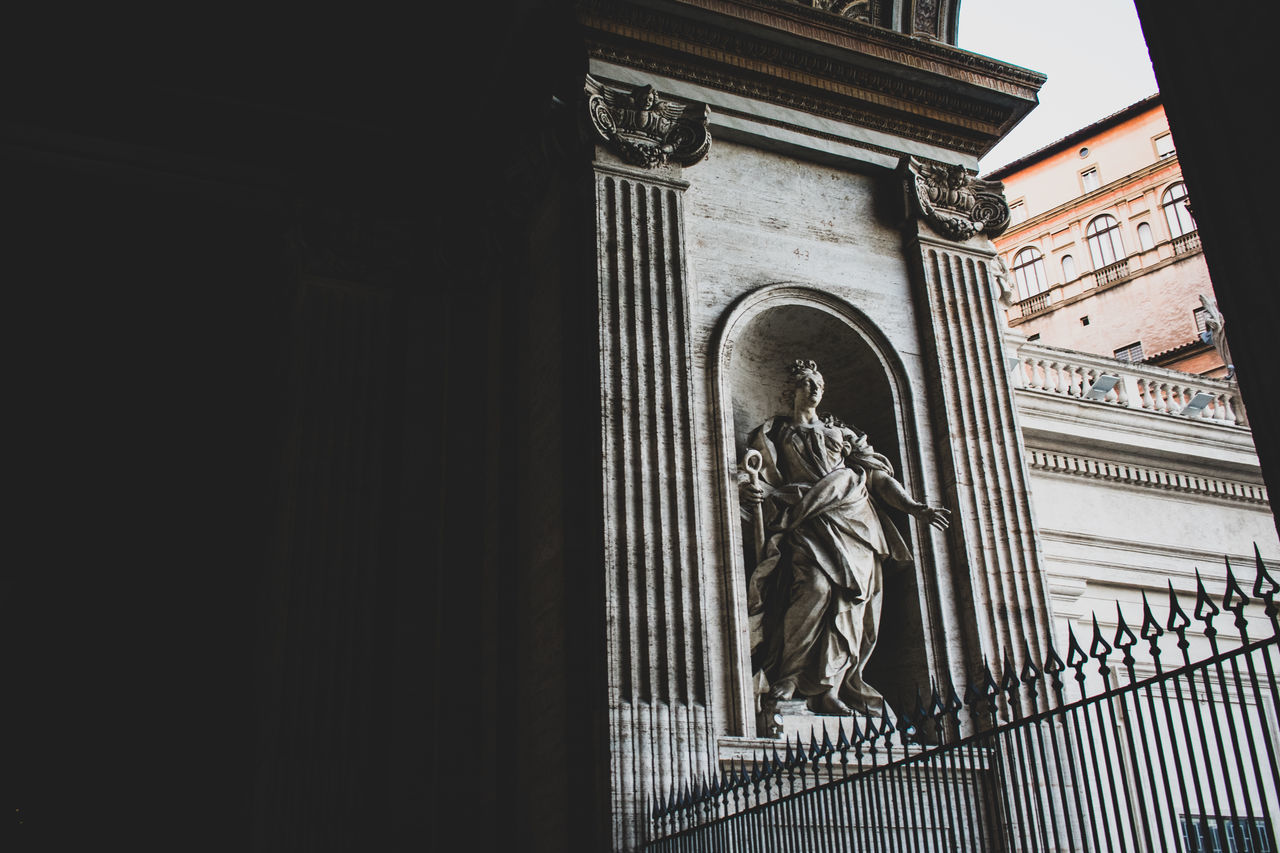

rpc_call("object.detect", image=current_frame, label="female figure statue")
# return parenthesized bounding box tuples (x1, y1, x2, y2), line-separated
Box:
(740, 359, 950, 716)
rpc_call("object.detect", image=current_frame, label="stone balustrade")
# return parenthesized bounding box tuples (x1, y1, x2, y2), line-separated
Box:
(1011, 340, 1248, 427)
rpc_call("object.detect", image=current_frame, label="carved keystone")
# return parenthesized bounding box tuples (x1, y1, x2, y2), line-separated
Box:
(585, 75, 711, 168)
(900, 156, 1010, 240)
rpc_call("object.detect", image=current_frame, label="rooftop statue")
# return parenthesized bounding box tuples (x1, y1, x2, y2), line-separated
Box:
(740, 359, 950, 718)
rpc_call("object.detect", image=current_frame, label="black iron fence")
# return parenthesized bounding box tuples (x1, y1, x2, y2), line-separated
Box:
(648, 548, 1280, 852)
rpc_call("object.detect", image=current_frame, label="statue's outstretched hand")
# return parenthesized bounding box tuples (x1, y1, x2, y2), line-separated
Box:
(914, 504, 951, 531)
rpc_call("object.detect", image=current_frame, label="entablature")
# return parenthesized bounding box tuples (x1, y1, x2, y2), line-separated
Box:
(576, 0, 1044, 160)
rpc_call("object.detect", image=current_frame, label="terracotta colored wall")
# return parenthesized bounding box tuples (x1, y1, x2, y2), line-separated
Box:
(992, 102, 1226, 376)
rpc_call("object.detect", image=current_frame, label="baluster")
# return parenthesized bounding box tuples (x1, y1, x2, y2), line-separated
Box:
(1037, 360, 1051, 394)
(1155, 380, 1171, 412)
(1137, 377, 1154, 410)
(1116, 373, 1135, 407)
(1040, 359, 1058, 394)
(1065, 362, 1083, 396)
(1232, 392, 1249, 426)
(1026, 358, 1043, 391)
(1080, 366, 1098, 400)
(1211, 392, 1228, 421)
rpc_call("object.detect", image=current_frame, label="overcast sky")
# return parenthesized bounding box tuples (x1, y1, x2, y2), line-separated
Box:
(955, 0, 1159, 173)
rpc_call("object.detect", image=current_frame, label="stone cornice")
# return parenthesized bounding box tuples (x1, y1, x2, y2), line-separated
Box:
(1026, 448, 1270, 506)
(659, 0, 1045, 87)
(575, 0, 1043, 158)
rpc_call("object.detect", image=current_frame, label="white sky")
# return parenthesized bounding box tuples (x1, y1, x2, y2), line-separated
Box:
(955, 0, 1159, 173)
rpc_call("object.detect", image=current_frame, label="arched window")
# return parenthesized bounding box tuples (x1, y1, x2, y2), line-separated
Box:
(1137, 222, 1155, 251)
(1086, 214, 1125, 268)
(1061, 254, 1077, 281)
(1162, 182, 1195, 238)
(1012, 246, 1048, 300)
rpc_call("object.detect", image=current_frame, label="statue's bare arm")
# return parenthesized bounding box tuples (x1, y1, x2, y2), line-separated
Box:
(868, 470, 951, 531)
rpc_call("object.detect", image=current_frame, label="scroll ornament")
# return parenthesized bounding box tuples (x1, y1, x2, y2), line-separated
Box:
(901, 156, 1010, 241)
(584, 75, 711, 168)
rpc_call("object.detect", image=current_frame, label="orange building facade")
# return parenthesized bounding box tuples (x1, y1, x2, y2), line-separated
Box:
(986, 94, 1226, 377)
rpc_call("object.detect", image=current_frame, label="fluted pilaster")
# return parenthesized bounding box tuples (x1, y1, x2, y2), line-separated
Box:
(906, 230, 1054, 683)
(595, 160, 714, 849)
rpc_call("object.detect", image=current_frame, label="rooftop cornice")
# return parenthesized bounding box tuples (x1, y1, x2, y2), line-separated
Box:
(575, 0, 1044, 158)
(983, 92, 1163, 180)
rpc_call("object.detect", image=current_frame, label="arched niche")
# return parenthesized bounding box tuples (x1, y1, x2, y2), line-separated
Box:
(712, 284, 933, 735)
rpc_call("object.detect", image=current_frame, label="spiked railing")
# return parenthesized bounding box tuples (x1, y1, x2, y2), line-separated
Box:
(647, 547, 1280, 851)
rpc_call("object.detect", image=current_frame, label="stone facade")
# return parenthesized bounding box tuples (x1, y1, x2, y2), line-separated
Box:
(578, 3, 1051, 845)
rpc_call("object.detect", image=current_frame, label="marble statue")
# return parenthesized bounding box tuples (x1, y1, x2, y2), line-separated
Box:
(739, 359, 950, 717)
(1199, 293, 1234, 379)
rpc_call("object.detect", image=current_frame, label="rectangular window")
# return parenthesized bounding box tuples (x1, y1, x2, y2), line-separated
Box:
(1114, 341, 1144, 363)
(1009, 200, 1028, 224)
(1194, 306, 1210, 333)
(1155, 132, 1176, 158)
(1181, 815, 1276, 853)
(1081, 168, 1100, 192)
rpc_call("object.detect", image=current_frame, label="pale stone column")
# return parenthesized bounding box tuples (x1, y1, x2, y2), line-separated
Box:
(585, 76, 715, 850)
(898, 157, 1055, 688)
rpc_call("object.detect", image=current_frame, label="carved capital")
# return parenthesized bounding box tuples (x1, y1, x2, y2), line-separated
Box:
(584, 75, 711, 168)
(790, 0, 876, 23)
(900, 156, 1010, 241)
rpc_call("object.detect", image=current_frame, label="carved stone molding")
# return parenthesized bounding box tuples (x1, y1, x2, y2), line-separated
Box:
(585, 75, 711, 168)
(1025, 449, 1270, 504)
(791, 0, 878, 25)
(900, 156, 1010, 240)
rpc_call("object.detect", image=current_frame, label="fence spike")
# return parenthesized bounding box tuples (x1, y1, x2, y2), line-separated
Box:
(946, 678, 964, 719)
(894, 703, 915, 744)
(1000, 650, 1019, 695)
(1140, 590, 1164, 641)
(809, 726, 821, 761)
(1223, 555, 1251, 628)
(879, 705, 895, 741)
(1114, 603, 1137, 650)
(1252, 543, 1279, 609)
(1194, 568, 1220, 628)
(1043, 639, 1066, 705)
(1066, 623, 1088, 674)
(1089, 613, 1113, 659)
(1166, 580, 1191, 636)
(835, 718, 850, 755)
(783, 735, 795, 768)
(821, 721, 834, 756)
(979, 656, 998, 696)
(1020, 642, 1041, 683)
(1090, 613, 1113, 686)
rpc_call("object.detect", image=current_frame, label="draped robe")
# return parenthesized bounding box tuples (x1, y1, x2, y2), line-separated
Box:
(745, 416, 912, 713)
